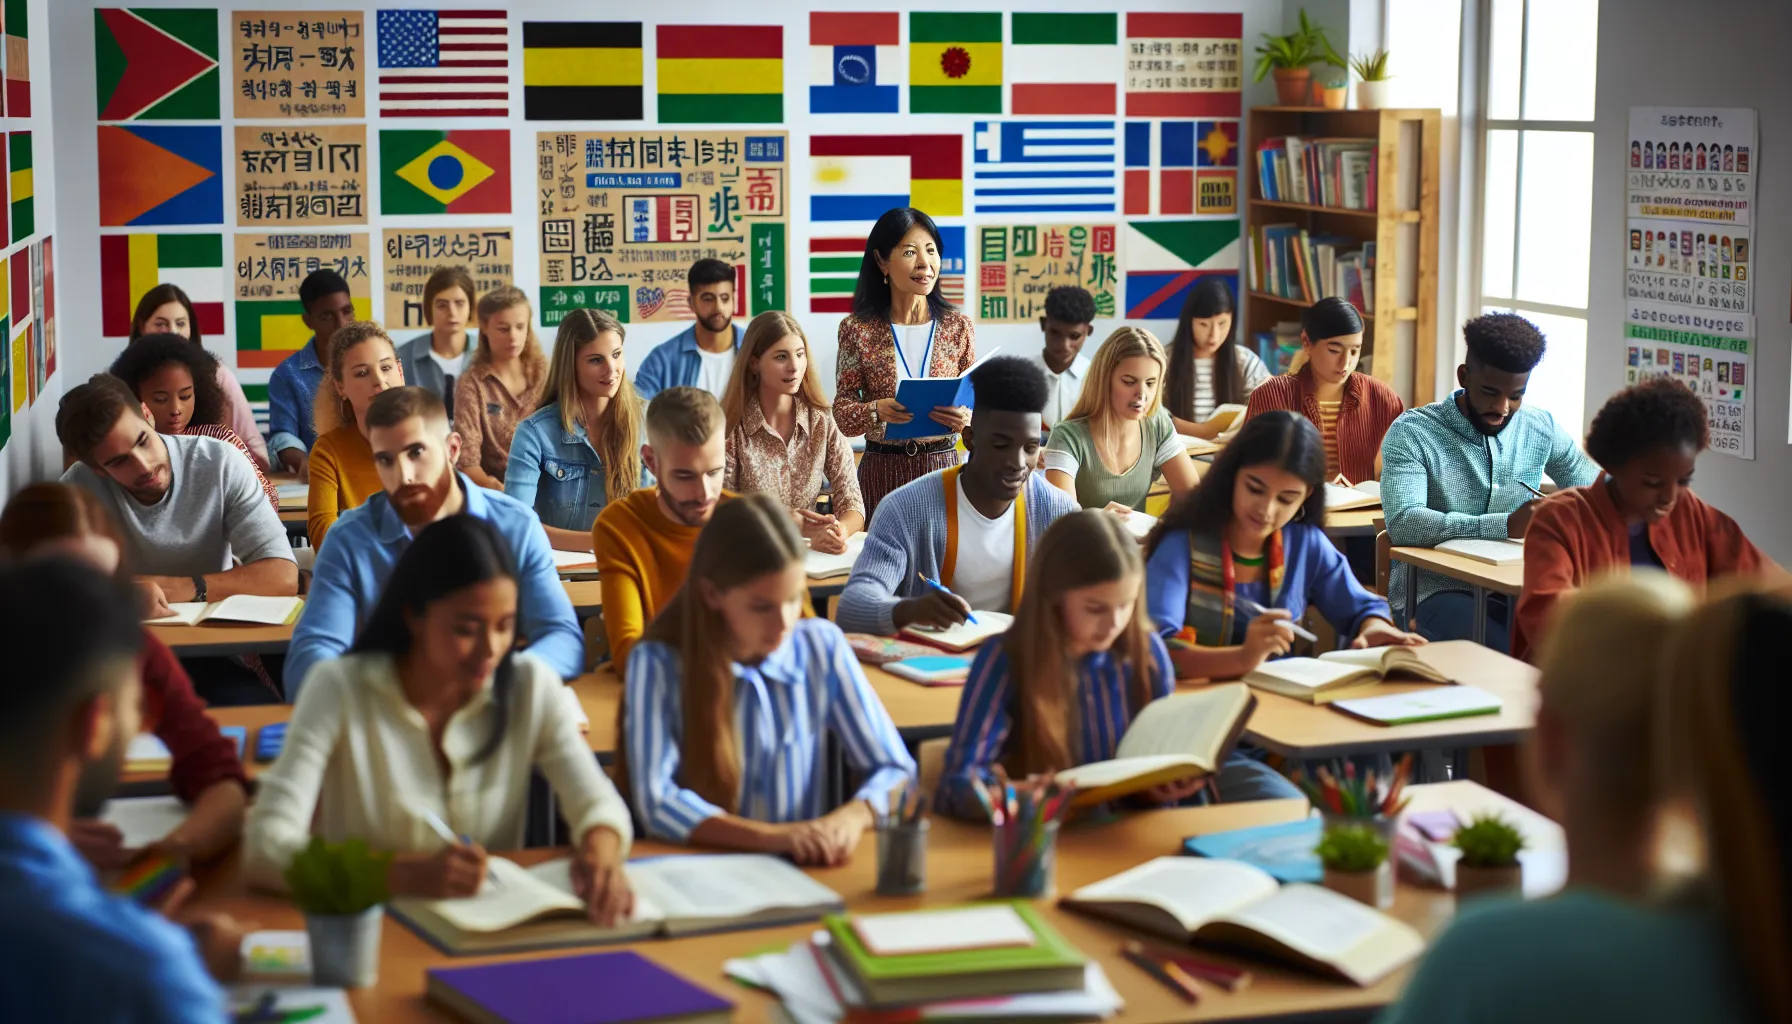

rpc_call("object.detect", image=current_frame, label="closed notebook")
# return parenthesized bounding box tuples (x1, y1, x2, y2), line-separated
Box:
(1061, 857, 1424, 986)
(823, 901, 1087, 1006)
(1434, 538, 1525, 565)
(1102, 502, 1157, 540)
(804, 533, 867, 580)
(1322, 482, 1382, 511)
(144, 595, 304, 627)
(1330, 685, 1502, 725)
(100, 795, 188, 849)
(881, 655, 971, 686)
(1243, 647, 1451, 704)
(1053, 684, 1256, 806)
(1182, 818, 1324, 883)
(900, 611, 1014, 653)
(427, 951, 731, 1024)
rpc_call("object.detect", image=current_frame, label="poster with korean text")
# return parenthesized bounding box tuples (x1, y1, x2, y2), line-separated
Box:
(382, 227, 513, 330)
(233, 10, 364, 118)
(1624, 301, 1752, 458)
(976, 223, 1119, 323)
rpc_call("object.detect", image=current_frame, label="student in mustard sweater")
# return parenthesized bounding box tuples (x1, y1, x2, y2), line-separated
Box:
(306, 322, 405, 548)
(1512, 378, 1778, 661)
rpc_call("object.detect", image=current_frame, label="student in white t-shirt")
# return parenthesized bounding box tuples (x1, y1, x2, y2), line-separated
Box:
(1033, 285, 1096, 430)
(396, 266, 477, 422)
(1164, 277, 1269, 438)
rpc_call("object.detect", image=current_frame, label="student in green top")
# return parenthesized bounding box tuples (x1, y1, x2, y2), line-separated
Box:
(1042, 326, 1200, 516)
(1380, 574, 1784, 1024)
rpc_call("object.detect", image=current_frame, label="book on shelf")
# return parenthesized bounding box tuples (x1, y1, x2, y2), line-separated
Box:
(822, 901, 1088, 1006)
(1253, 322, 1303, 375)
(1243, 647, 1452, 704)
(1250, 224, 1371, 306)
(1061, 856, 1424, 986)
(1256, 136, 1379, 211)
(1053, 685, 1256, 807)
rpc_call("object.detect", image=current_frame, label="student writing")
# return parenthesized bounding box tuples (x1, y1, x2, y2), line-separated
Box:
(623, 494, 915, 865)
(1034, 285, 1096, 430)
(128, 282, 268, 471)
(1044, 326, 1200, 512)
(454, 286, 547, 490)
(723, 310, 865, 555)
(504, 308, 647, 553)
(1164, 276, 1269, 438)
(633, 258, 744, 402)
(395, 265, 476, 421)
(306, 322, 405, 548)
(247, 516, 634, 922)
(267, 269, 358, 481)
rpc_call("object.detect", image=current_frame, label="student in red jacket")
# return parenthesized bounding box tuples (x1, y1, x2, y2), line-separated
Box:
(0, 483, 249, 869)
(1513, 378, 1780, 661)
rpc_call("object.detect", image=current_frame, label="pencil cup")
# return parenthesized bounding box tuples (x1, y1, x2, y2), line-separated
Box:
(875, 819, 930, 895)
(1323, 812, 1397, 846)
(992, 819, 1061, 899)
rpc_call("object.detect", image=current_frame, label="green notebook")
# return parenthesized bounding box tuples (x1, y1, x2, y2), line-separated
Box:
(823, 901, 1087, 1005)
(1330, 685, 1502, 725)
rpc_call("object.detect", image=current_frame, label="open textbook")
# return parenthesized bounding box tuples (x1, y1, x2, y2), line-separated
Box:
(1062, 857, 1423, 986)
(1053, 685, 1255, 806)
(144, 595, 304, 627)
(1244, 646, 1451, 704)
(805, 532, 866, 581)
(900, 611, 1013, 652)
(389, 853, 843, 955)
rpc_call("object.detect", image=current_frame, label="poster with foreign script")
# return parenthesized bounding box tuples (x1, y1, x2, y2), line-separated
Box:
(534, 130, 788, 326)
(236, 125, 367, 226)
(233, 232, 372, 370)
(976, 223, 1119, 323)
(233, 10, 365, 119)
(382, 227, 514, 330)
(1624, 107, 1756, 458)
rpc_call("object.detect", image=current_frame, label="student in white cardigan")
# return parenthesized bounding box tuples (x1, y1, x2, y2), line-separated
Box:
(245, 515, 635, 923)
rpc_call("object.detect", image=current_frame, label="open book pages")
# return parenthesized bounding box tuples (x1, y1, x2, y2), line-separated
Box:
(1205, 403, 1247, 433)
(145, 595, 305, 627)
(1244, 647, 1450, 703)
(1322, 482, 1382, 511)
(1102, 502, 1157, 540)
(1054, 684, 1253, 805)
(1435, 538, 1525, 565)
(551, 548, 597, 573)
(804, 532, 866, 580)
(900, 611, 1013, 652)
(1064, 856, 1280, 936)
(125, 732, 173, 772)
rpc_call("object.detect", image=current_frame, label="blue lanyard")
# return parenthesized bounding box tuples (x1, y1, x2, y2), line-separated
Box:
(891, 319, 936, 380)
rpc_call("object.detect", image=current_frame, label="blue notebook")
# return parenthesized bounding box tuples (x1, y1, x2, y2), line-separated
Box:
(1182, 818, 1322, 883)
(218, 726, 246, 760)
(880, 349, 999, 440)
(426, 950, 732, 1024)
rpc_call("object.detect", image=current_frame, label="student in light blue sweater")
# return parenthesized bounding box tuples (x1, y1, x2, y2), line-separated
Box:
(835, 356, 1080, 637)
(1380, 314, 1598, 651)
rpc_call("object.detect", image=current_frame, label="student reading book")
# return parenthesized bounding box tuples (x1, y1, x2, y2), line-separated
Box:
(1164, 276, 1270, 438)
(1511, 378, 1778, 661)
(305, 322, 406, 548)
(622, 494, 915, 865)
(937, 511, 1292, 817)
(1043, 327, 1201, 512)
(246, 516, 635, 923)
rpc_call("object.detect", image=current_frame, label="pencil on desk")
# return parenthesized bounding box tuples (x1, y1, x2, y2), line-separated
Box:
(1122, 942, 1200, 1003)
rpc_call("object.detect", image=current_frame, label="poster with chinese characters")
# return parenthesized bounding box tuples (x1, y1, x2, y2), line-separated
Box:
(233, 10, 364, 119)
(236, 125, 367, 226)
(233, 232, 372, 370)
(1624, 107, 1756, 458)
(535, 130, 788, 325)
(976, 223, 1119, 323)
(382, 227, 514, 330)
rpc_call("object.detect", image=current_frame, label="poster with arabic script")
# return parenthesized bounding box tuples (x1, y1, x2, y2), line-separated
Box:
(233, 10, 365, 119)
(382, 228, 514, 330)
(1624, 107, 1756, 458)
(236, 124, 367, 226)
(976, 223, 1119, 323)
(534, 130, 788, 326)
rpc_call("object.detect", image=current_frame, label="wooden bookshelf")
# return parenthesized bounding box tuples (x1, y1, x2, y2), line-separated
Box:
(1245, 106, 1442, 405)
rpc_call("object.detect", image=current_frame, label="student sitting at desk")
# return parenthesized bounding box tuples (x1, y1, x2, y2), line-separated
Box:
(0, 484, 250, 871)
(267, 269, 358, 482)
(286, 387, 582, 697)
(1044, 326, 1200, 513)
(455, 286, 548, 491)
(835, 356, 1081, 636)
(1511, 378, 1777, 661)
(130, 282, 269, 471)
(505, 308, 647, 553)
(623, 494, 914, 865)
(1242, 297, 1403, 485)
(722, 310, 865, 555)
(1034, 285, 1096, 430)
(1381, 313, 1599, 651)
(107, 334, 279, 511)
(306, 322, 405, 548)
(0, 560, 244, 1022)
(1164, 276, 1269, 439)
(1145, 412, 1424, 683)
(1382, 578, 1780, 1024)
(394, 265, 476, 421)
(593, 387, 735, 669)
(248, 517, 634, 922)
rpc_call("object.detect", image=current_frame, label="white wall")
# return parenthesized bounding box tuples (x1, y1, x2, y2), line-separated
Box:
(1590, 0, 1791, 562)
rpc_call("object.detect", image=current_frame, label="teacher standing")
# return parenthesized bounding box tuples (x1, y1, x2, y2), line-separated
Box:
(833, 207, 976, 518)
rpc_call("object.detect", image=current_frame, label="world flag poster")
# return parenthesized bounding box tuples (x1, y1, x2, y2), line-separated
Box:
(1124, 220, 1238, 320)
(1009, 12, 1119, 115)
(522, 21, 641, 121)
(1124, 13, 1241, 117)
(910, 11, 1000, 114)
(380, 130, 510, 215)
(233, 232, 372, 369)
(809, 225, 963, 314)
(972, 121, 1117, 216)
(809, 134, 962, 221)
(97, 124, 223, 226)
(382, 227, 513, 329)
(5, 0, 28, 116)
(94, 8, 220, 120)
(1126, 121, 1236, 216)
(977, 223, 1118, 323)
(36, 236, 51, 382)
(809, 12, 900, 114)
(657, 24, 783, 124)
(7, 132, 27, 239)
(99, 232, 225, 337)
(377, 9, 509, 118)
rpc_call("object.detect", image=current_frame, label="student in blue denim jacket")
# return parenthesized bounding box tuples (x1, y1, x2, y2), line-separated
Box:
(505, 309, 650, 552)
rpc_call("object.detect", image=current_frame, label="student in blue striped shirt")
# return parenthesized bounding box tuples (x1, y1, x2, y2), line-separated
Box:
(623, 493, 915, 866)
(937, 510, 1301, 817)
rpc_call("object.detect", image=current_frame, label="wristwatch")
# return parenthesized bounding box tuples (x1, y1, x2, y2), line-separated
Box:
(191, 574, 208, 603)
(871, 402, 881, 425)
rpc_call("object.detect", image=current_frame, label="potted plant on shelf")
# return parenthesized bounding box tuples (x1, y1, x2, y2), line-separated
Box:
(1321, 77, 1349, 109)
(1452, 814, 1526, 899)
(285, 837, 393, 987)
(1316, 823, 1393, 909)
(1351, 48, 1393, 109)
(1252, 9, 1346, 107)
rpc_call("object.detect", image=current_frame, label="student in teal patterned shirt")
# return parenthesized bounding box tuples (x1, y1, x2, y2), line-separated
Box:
(1380, 314, 1598, 651)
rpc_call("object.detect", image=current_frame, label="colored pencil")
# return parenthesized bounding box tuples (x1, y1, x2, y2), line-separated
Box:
(1122, 942, 1200, 1003)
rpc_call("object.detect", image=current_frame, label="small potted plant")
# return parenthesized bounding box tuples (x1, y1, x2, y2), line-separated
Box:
(1321, 77, 1349, 109)
(1316, 823, 1393, 909)
(1351, 49, 1393, 109)
(1252, 9, 1346, 106)
(1452, 814, 1526, 899)
(285, 837, 393, 987)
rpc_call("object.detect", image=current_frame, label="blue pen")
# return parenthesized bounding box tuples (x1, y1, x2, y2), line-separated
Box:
(917, 573, 978, 625)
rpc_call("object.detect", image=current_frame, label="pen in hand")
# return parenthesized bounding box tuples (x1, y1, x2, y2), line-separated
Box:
(1233, 595, 1319, 643)
(424, 810, 500, 891)
(916, 573, 978, 625)
(1515, 479, 1547, 500)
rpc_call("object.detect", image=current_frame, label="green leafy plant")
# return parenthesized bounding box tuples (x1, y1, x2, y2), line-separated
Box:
(1350, 49, 1392, 82)
(284, 837, 393, 915)
(1252, 9, 1347, 82)
(1452, 814, 1526, 868)
(1315, 824, 1389, 872)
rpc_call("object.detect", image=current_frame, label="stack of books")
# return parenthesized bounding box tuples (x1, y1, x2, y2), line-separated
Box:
(1253, 321, 1304, 374)
(1248, 226, 1375, 310)
(1256, 136, 1379, 210)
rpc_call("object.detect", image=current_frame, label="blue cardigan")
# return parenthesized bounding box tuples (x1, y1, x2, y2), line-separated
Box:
(1145, 522, 1392, 645)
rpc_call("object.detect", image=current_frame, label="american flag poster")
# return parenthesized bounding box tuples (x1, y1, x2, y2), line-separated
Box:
(377, 9, 511, 118)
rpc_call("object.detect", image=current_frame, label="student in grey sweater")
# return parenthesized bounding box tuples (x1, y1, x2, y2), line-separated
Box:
(836, 357, 1081, 637)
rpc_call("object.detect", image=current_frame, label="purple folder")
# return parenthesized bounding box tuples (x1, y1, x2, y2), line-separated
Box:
(426, 950, 733, 1024)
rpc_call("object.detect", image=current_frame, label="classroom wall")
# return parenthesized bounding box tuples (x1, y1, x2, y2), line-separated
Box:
(0, 0, 63, 498)
(48, 0, 1290, 439)
(1590, 0, 1792, 562)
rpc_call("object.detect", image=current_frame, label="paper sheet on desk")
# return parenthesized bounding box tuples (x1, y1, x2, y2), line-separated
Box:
(100, 795, 187, 848)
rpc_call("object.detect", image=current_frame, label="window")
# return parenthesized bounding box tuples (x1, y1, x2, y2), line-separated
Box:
(1474, 0, 1598, 430)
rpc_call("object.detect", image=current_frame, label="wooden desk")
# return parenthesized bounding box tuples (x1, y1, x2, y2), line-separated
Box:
(189, 784, 1539, 1022)
(569, 670, 621, 756)
(862, 663, 964, 740)
(1238, 640, 1539, 760)
(120, 705, 292, 788)
(563, 579, 603, 616)
(1325, 506, 1384, 537)
(149, 621, 297, 658)
(1388, 546, 1525, 647)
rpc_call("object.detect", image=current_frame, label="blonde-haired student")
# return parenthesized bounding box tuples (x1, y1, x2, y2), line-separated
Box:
(307, 322, 405, 548)
(455, 286, 548, 490)
(505, 309, 647, 553)
(1044, 326, 1200, 512)
(623, 494, 914, 866)
(722, 310, 866, 555)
